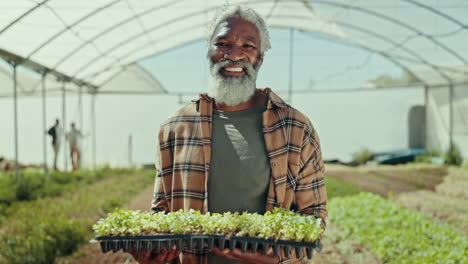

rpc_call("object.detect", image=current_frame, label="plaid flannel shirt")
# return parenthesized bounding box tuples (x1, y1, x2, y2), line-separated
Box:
(151, 88, 327, 264)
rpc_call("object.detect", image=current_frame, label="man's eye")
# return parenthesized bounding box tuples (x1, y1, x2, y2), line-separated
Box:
(215, 43, 228, 47)
(243, 44, 255, 49)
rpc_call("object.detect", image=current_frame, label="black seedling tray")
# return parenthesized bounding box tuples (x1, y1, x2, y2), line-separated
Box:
(95, 234, 322, 259)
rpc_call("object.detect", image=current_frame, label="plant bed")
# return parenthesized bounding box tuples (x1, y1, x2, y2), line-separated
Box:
(95, 234, 322, 259)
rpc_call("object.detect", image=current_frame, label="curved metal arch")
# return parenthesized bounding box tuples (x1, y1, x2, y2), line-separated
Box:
(0, 0, 51, 35)
(50, 0, 185, 70)
(71, 0, 464, 83)
(402, 0, 467, 28)
(25, 0, 123, 59)
(68, 4, 229, 78)
(4, 0, 463, 87)
(94, 38, 203, 88)
(96, 27, 429, 91)
(272, 15, 452, 82)
(97, 62, 168, 93)
(312, 0, 467, 65)
(81, 13, 450, 84)
(69, 0, 418, 79)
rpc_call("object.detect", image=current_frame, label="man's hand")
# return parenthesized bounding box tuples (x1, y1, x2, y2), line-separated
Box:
(129, 246, 180, 264)
(212, 246, 280, 264)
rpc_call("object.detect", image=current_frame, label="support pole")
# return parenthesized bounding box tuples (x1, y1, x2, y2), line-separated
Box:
(423, 85, 428, 149)
(128, 134, 133, 168)
(91, 93, 97, 170)
(288, 28, 294, 104)
(79, 86, 83, 130)
(12, 62, 20, 183)
(448, 84, 454, 148)
(41, 73, 48, 180)
(62, 82, 67, 171)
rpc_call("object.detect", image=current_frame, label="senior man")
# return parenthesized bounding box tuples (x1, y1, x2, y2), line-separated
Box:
(134, 6, 327, 264)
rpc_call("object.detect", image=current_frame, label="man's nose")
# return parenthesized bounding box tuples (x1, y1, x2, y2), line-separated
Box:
(225, 46, 246, 61)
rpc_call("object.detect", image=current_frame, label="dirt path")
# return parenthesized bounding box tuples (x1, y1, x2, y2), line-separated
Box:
(325, 165, 447, 197)
(57, 185, 154, 264)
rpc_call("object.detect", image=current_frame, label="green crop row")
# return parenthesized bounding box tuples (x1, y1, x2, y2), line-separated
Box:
(329, 192, 468, 264)
(325, 177, 362, 199)
(0, 167, 135, 217)
(0, 169, 154, 264)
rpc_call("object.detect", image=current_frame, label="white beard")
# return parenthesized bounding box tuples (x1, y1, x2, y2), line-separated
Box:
(208, 58, 262, 106)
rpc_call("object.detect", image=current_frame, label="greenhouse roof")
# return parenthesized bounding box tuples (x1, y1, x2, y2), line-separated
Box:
(1, 0, 467, 96)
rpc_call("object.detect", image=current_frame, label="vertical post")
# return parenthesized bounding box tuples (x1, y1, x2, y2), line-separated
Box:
(128, 134, 132, 168)
(79, 85, 83, 130)
(91, 93, 97, 170)
(288, 28, 294, 104)
(448, 83, 454, 149)
(12, 62, 20, 183)
(62, 82, 68, 171)
(423, 85, 428, 149)
(42, 72, 48, 180)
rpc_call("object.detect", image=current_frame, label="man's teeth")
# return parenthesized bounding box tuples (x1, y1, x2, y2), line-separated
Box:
(224, 67, 243, 72)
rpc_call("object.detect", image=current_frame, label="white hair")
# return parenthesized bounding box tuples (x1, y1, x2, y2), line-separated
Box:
(207, 5, 271, 54)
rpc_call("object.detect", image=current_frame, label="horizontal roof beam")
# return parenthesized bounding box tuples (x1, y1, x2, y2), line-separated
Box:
(0, 48, 98, 90)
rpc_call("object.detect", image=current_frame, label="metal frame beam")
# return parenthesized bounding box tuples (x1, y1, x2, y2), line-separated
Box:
(37, 0, 184, 71)
(0, 0, 51, 35)
(84, 18, 435, 86)
(74, 4, 463, 85)
(11, 62, 20, 182)
(313, 0, 467, 65)
(0, 49, 97, 89)
(41, 73, 48, 179)
(402, 0, 468, 28)
(1, 0, 466, 94)
(25, 0, 123, 59)
(69, 0, 466, 83)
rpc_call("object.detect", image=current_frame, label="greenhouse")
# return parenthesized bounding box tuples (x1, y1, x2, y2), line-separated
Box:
(0, 1, 467, 263)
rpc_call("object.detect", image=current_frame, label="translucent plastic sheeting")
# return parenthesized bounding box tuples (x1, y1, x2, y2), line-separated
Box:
(0, 0, 467, 95)
(99, 63, 166, 94)
(0, 60, 77, 97)
(427, 84, 468, 157)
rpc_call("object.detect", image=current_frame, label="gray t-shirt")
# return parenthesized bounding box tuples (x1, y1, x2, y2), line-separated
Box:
(207, 103, 270, 263)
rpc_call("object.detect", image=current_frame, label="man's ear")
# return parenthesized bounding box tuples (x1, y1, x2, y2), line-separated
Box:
(259, 53, 264, 60)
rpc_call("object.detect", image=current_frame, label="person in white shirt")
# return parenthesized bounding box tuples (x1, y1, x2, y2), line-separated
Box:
(66, 123, 83, 171)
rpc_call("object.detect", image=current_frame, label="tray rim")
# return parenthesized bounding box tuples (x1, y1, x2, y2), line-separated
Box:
(94, 234, 321, 248)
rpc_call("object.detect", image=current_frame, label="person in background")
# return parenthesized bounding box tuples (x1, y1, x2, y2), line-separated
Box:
(66, 122, 83, 171)
(47, 118, 62, 170)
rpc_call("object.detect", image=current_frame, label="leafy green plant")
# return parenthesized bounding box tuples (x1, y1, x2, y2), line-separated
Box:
(0, 168, 135, 215)
(93, 208, 324, 243)
(0, 169, 154, 264)
(329, 192, 468, 264)
(0, 215, 88, 264)
(445, 143, 464, 166)
(352, 148, 374, 165)
(414, 149, 443, 164)
(325, 177, 362, 199)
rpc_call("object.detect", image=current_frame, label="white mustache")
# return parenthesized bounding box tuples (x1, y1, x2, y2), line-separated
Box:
(211, 59, 256, 78)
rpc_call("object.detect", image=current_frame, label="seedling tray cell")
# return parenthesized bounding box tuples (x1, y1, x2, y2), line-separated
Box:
(95, 234, 322, 259)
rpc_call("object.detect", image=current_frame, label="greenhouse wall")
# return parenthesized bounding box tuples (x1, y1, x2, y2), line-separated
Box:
(427, 84, 468, 158)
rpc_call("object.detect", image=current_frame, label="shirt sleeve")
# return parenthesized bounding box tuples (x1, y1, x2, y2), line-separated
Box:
(151, 123, 172, 213)
(294, 121, 327, 229)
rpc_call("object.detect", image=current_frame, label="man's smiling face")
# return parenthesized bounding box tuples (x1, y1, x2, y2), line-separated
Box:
(208, 17, 263, 78)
